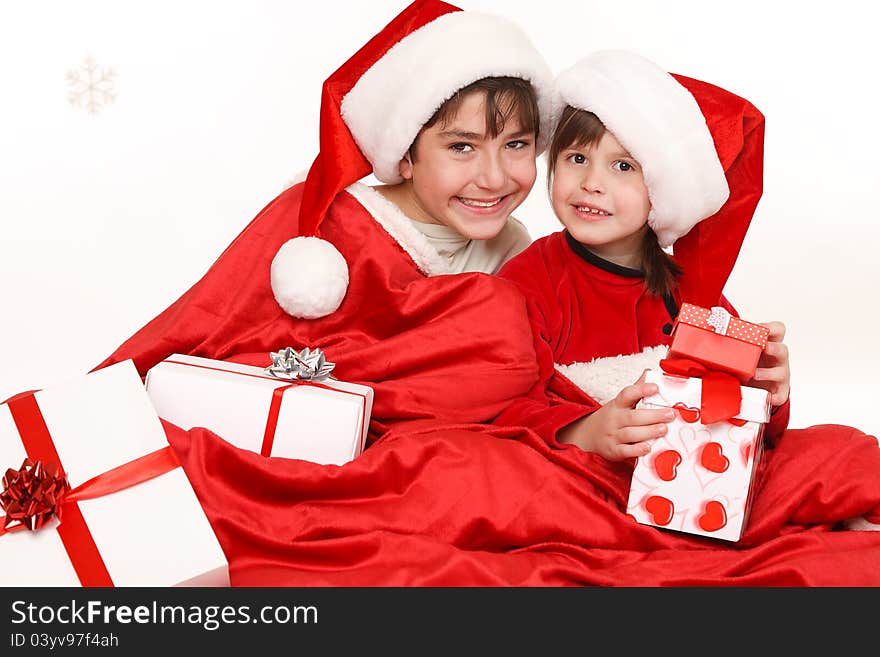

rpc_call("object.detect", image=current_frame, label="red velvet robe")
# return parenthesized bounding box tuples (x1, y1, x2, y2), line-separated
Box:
(93, 195, 880, 586)
(97, 181, 542, 439)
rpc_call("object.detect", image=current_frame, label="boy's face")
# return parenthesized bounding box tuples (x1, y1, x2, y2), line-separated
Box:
(396, 91, 537, 240)
(551, 130, 651, 262)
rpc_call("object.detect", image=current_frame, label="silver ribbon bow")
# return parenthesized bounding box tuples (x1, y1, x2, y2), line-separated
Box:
(265, 347, 335, 381)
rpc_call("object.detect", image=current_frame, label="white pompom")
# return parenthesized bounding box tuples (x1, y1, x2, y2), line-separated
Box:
(270, 237, 349, 319)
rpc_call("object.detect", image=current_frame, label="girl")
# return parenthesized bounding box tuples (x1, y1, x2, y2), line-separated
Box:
(498, 49, 789, 459)
(496, 48, 880, 541)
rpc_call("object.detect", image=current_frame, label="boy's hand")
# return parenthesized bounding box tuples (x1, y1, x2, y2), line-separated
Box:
(749, 321, 790, 407)
(559, 372, 675, 461)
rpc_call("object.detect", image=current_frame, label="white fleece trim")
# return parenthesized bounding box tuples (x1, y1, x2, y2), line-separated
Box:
(341, 11, 554, 184)
(344, 182, 450, 277)
(554, 50, 729, 248)
(555, 345, 669, 404)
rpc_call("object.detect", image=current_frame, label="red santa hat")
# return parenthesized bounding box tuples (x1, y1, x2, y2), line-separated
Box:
(554, 49, 765, 307)
(271, 0, 555, 319)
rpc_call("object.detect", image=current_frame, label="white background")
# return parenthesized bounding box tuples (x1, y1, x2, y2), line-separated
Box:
(1, 0, 878, 437)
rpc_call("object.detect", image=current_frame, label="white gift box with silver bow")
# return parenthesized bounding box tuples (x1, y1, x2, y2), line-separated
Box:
(144, 353, 373, 465)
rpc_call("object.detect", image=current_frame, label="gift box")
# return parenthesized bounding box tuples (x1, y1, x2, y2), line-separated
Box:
(144, 350, 373, 466)
(668, 303, 769, 382)
(625, 369, 771, 542)
(0, 360, 228, 586)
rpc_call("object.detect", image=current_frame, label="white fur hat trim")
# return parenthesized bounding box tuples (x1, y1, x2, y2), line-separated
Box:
(270, 236, 349, 319)
(341, 11, 554, 184)
(554, 50, 729, 248)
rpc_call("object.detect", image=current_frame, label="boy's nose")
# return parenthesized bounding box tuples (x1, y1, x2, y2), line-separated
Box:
(475, 152, 507, 190)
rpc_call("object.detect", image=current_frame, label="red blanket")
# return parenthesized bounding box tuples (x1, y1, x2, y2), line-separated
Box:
(90, 181, 880, 585)
(163, 418, 880, 586)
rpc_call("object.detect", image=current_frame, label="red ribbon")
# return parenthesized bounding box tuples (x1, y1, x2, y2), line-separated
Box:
(1, 392, 180, 586)
(261, 384, 298, 456)
(162, 359, 368, 459)
(259, 380, 366, 457)
(659, 357, 742, 425)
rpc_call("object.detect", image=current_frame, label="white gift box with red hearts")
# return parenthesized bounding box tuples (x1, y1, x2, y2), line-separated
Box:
(144, 354, 373, 466)
(626, 369, 771, 542)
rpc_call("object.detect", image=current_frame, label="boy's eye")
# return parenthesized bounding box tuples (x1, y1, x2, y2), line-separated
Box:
(613, 160, 635, 172)
(450, 143, 474, 153)
(506, 139, 530, 150)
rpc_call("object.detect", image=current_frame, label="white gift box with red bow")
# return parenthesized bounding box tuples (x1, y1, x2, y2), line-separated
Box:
(0, 360, 228, 586)
(144, 353, 373, 466)
(625, 369, 771, 542)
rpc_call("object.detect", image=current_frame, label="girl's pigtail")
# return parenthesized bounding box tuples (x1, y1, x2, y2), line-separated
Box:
(641, 229, 681, 299)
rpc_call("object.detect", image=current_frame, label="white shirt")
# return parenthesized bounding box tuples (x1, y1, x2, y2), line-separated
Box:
(406, 216, 532, 274)
(345, 182, 533, 277)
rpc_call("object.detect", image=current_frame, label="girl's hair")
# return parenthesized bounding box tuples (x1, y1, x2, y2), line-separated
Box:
(408, 77, 540, 159)
(548, 105, 681, 299)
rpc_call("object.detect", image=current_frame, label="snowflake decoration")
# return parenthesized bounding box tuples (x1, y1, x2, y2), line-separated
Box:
(66, 56, 116, 115)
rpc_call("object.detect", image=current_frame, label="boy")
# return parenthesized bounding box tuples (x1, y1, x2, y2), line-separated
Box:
(98, 0, 555, 435)
(270, 1, 554, 319)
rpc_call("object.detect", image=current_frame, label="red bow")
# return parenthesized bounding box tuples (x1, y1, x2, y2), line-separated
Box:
(659, 357, 742, 424)
(1, 459, 69, 533)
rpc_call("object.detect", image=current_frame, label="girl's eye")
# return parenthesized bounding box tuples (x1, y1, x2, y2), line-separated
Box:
(613, 160, 635, 172)
(567, 153, 587, 165)
(506, 139, 530, 150)
(450, 143, 474, 153)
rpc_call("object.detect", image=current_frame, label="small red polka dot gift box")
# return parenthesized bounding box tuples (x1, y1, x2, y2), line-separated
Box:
(668, 303, 770, 382)
(626, 370, 771, 542)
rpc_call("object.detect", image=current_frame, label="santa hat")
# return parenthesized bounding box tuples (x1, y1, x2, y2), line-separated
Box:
(271, 0, 555, 319)
(554, 49, 765, 307)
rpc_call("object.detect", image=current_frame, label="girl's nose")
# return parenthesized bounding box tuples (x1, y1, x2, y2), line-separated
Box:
(580, 167, 603, 193)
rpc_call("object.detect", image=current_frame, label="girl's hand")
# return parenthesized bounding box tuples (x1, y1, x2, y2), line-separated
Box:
(559, 372, 674, 461)
(749, 321, 790, 407)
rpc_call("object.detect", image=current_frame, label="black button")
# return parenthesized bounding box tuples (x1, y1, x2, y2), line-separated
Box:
(662, 323, 673, 335)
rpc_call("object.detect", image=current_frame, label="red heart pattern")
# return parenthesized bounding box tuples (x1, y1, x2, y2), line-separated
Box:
(653, 450, 681, 481)
(698, 500, 728, 532)
(673, 402, 700, 423)
(741, 441, 752, 467)
(645, 495, 674, 526)
(626, 378, 764, 540)
(700, 442, 729, 473)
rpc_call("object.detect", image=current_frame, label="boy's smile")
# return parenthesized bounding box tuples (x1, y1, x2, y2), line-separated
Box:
(552, 130, 651, 268)
(380, 91, 537, 241)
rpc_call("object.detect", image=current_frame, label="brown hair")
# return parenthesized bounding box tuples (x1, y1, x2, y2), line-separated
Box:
(548, 105, 681, 298)
(408, 76, 540, 159)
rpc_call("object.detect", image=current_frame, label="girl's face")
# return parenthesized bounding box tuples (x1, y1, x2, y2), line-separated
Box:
(396, 90, 537, 240)
(551, 130, 651, 266)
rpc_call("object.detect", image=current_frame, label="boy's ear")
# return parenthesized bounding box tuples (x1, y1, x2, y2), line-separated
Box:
(398, 154, 414, 181)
